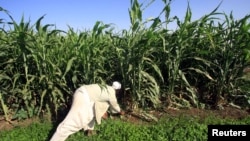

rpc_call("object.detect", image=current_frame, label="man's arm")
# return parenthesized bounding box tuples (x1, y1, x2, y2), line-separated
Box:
(109, 100, 121, 113)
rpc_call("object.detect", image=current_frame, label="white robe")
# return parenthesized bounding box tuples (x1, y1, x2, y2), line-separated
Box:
(50, 84, 121, 141)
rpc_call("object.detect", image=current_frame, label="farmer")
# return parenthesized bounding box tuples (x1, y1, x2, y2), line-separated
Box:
(50, 81, 124, 141)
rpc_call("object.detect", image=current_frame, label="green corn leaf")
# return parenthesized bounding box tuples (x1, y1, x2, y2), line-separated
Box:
(62, 57, 77, 78)
(35, 15, 46, 31)
(188, 67, 215, 81)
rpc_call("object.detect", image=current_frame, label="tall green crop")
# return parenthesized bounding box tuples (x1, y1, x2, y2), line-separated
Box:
(0, 0, 250, 122)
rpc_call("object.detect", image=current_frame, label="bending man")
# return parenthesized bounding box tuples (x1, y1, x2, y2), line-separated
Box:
(50, 81, 124, 141)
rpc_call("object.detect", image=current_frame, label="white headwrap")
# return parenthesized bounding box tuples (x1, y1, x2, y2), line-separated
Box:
(112, 81, 121, 90)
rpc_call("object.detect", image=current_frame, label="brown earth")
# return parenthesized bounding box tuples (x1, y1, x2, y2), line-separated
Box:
(122, 106, 250, 124)
(1, 105, 249, 132)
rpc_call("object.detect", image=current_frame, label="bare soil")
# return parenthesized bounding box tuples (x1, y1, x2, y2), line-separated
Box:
(0, 106, 249, 132)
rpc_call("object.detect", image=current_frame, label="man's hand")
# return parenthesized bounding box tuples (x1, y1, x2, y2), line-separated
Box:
(119, 110, 125, 115)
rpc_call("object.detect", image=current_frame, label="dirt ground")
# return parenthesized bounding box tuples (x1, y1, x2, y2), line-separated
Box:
(0, 106, 249, 132)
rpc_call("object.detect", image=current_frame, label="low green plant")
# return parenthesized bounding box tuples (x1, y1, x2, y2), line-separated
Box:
(1, 115, 249, 141)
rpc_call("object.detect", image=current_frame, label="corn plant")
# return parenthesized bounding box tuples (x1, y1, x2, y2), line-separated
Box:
(107, 0, 164, 109)
(155, 2, 202, 108)
(0, 12, 71, 120)
(173, 7, 250, 108)
(205, 13, 250, 107)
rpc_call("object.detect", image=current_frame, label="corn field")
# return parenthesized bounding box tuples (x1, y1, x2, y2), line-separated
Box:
(0, 0, 250, 122)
